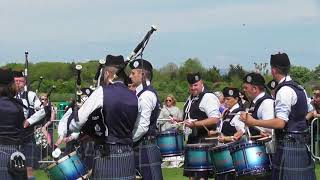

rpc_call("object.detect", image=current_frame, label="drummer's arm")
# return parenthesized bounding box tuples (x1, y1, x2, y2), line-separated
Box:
(69, 87, 103, 132)
(194, 93, 220, 127)
(193, 117, 219, 127)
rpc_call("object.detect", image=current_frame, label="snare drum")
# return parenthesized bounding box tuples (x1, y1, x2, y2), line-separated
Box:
(47, 151, 91, 180)
(230, 141, 271, 176)
(210, 143, 235, 175)
(184, 143, 214, 172)
(157, 130, 184, 157)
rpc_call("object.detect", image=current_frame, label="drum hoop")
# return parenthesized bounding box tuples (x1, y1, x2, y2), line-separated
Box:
(162, 152, 184, 157)
(215, 169, 235, 175)
(211, 144, 229, 151)
(230, 141, 264, 152)
(76, 169, 92, 180)
(185, 143, 213, 148)
(184, 167, 213, 171)
(157, 131, 182, 136)
(237, 166, 271, 176)
(57, 151, 77, 164)
(47, 162, 58, 170)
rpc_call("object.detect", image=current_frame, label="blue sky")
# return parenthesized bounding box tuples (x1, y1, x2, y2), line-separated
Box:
(0, 0, 319, 70)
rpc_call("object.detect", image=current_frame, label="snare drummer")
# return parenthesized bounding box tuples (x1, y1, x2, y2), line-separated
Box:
(240, 53, 316, 180)
(242, 72, 274, 138)
(182, 72, 220, 180)
(216, 87, 245, 180)
(217, 87, 245, 143)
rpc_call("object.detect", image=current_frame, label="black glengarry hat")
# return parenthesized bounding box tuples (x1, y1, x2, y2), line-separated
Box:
(270, 52, 290, 68)
(105, 55, 125, 67)
(187, 72, 202, 84)
(128, 59, 153, 72)
(0, 68, 14, 85)
(13, 70, 24, 78)
(222, 87, 240, 98)
(243, 72, 265, 86)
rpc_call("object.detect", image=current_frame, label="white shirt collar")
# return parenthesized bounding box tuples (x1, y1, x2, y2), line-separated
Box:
(279, 75, 292, 84)
(253, 92, 266, 104)
(229, 103, 240, 112)
(135, 80, 151, 95)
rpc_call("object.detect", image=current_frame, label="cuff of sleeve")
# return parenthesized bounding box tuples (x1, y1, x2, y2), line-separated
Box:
(276, 113, 289, 122)
(26, 118, 36, 126)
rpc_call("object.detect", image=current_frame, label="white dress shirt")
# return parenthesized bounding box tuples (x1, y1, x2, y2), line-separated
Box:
(253, 92, 275, 133)
(184, 89, 221, 120)
(58, 86, 105, 138)
(219, 103, 245, 133)
(275, 76, 309, 121)
(132, 81, 157, 142)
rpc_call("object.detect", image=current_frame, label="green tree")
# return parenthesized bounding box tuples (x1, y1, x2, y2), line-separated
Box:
(290, 66, 312, 84)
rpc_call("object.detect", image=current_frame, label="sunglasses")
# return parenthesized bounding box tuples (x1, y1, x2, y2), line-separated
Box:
(41, 98, 48, 101)
(166, 99, 172, 102)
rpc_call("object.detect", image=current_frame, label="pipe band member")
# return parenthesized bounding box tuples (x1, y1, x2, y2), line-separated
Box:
(0, 68, 27, 180)
(182, 72, 220, 180)
(58, 55, 139, 179)
(240, 53, 316, 180)
(129, 59, 163, 180)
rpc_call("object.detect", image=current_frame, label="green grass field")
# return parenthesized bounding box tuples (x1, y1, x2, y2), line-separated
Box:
(35, 164, 320, 180)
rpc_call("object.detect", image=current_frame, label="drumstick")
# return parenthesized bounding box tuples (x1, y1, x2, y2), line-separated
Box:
(250, 135, 262, 139)
(228, 112, 252, 116)
(205, 137, 219, 140)
(201, 124, 210, 133)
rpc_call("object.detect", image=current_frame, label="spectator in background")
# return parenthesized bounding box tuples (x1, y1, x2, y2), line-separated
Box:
(214, 91, 226, 114)
(158, 94, 182, 131)
(311, 86, 320, 119)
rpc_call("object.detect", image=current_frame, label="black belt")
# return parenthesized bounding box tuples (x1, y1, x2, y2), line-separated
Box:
(276, 134, 309, 144)
(133, 136, 156, 147)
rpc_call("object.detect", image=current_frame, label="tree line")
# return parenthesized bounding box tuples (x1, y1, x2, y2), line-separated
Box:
(2, 58, 320, 102)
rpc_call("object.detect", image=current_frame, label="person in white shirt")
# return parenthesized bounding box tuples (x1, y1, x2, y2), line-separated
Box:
(240, 52, 316, 180)
(158, 94, 182, 131)
(181, 72, 220, 180)
(242, 72, 274, 137)
(13, 70, 45, 179)
(129, 59, 163, 180)
(218, 87, 245, 143)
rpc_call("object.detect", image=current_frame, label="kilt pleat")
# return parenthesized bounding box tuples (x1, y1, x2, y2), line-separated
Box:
(272, 141, 316, 180)
(134, 141, 163, 180)
(92, 144, 135, 180)
(0, 145, 19, 180)
(22, 139, 40, 169)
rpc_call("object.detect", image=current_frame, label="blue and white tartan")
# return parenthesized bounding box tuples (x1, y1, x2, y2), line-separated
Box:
(272, 137, 316, 180)
(92, 144, 135, 180)
(22, 138, 40, 169)
(134, 139, 163, 180)
(0, 145, 19, 180)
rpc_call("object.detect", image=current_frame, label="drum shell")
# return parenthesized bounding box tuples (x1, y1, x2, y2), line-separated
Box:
(210, 142, 235, 175)
(184, 143, 214, 171)
(157, 130, 184, 157)
(47, 151, 89, 180)
(229, 141, 271, 176)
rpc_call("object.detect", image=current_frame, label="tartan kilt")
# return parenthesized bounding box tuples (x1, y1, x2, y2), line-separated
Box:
(272, 140, 316, 180)
(0, 145, 19, 180)
(81, 140, 95, 170)
(134, 139, 163, 180)
(92, 144, 135, 180)
(22, 138, 40, 169)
